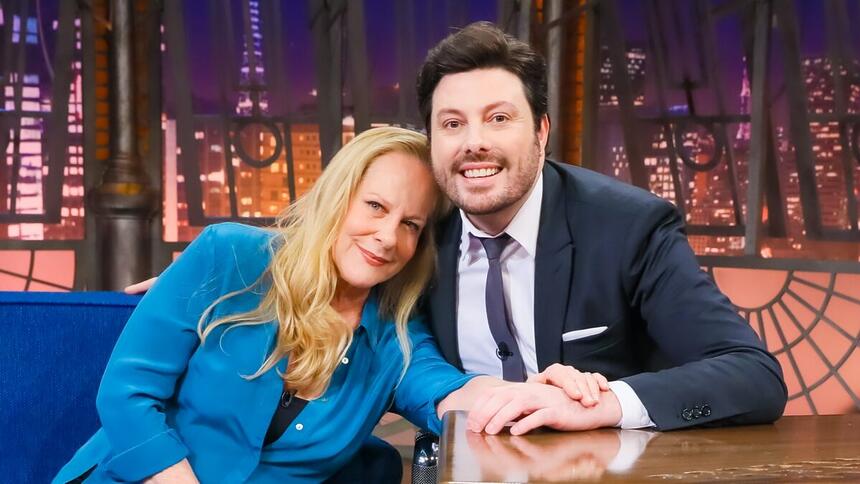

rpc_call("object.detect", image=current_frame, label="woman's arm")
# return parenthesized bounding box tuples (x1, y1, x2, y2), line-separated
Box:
(95, 227, 222, 482)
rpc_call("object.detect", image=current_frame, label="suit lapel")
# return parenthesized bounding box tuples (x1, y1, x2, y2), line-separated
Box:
(534, 163, 576, 371)
(429, 212, 463, 369)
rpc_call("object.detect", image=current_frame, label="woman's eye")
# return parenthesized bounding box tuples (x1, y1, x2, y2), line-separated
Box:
(491, 114, 508, 123)
(444, 120, 461, 129)
(367, 201, 382, 210)
(405, 221, 420, 231)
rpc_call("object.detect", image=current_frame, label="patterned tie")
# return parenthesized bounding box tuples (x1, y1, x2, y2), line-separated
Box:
(476, 233, 526, 382)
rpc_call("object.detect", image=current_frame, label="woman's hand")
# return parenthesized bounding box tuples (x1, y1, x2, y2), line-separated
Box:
(123, 277, 157, 294)
(144, 459, 199, 484)
(527, 363, 609, 407)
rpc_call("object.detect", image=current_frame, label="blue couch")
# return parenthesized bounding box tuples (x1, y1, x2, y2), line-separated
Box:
(0, 291, 401, 483)
(1, 291, 138, 484)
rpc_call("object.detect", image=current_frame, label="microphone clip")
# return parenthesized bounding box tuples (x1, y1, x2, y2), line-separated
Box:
(495, 342, 514, 361)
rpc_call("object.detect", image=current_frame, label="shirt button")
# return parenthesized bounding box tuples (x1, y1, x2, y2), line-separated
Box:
(341, 357, 349, 364)
(295, 423, 304, 431)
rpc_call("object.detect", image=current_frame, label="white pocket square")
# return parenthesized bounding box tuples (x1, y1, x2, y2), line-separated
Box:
(562, 326, 608, 342)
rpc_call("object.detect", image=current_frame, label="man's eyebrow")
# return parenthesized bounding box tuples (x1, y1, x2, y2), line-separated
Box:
(435, 108, 464, 119)
(435, 102, 519, 120)
(484, 101, 518, 113)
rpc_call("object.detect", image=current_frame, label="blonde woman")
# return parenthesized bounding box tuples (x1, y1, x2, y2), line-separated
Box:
(55, 127, 605, 483)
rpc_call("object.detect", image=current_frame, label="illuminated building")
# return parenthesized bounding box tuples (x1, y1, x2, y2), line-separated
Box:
(2, 11, 85, 241)
(599, 46, 646, 107)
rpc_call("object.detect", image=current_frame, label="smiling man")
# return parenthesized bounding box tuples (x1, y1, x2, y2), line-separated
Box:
(418, 22, 787, 434)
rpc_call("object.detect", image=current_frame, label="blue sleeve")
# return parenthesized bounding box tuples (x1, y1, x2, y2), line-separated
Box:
(95, 226, 222, 481)
(392, 318, 477, 435)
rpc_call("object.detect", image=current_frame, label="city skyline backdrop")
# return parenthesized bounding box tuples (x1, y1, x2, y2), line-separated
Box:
(1, 0, 859, 420)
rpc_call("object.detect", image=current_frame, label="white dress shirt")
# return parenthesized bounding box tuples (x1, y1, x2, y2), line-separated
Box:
(455, 172, 655, 429)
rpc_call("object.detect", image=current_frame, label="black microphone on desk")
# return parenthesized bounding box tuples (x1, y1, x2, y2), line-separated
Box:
(496, 342, 513, 361)
(412, 429, 439, 484)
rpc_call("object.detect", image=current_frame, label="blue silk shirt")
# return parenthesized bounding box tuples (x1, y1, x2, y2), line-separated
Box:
(53, 223, 476, 483)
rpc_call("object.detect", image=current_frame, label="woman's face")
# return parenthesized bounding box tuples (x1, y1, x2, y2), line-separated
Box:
(333, 150, 437, 295)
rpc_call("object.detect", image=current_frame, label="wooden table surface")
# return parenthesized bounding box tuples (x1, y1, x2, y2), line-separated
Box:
(437, 411, 860, 482)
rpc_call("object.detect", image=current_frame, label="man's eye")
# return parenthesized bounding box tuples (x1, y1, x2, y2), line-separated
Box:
(444, 120, 461, 129)
(491, 114, 508, 123)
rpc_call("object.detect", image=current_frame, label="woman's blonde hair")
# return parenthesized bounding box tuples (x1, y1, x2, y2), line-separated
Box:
(198, 126, 447, 398)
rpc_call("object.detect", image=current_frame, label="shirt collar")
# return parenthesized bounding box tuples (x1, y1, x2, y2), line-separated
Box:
(458, 171, 543, 261)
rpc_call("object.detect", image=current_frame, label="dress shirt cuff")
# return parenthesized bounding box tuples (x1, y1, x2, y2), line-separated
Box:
(608, 380, 656, 429)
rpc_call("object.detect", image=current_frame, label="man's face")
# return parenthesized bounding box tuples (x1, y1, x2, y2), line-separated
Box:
(429, 68, 549, 218)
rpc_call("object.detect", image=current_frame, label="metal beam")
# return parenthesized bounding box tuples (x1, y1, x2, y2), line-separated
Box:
(824, 0, 859, 232)
(309, 0, 344, 167)
(698, 254, 860, 274)
(579, 2, 600, 169)
(141, 0, 169, 274)
(216, 0, 240, 218)
(7, 0, 30, 216)
(162, 0, 204, 225)
(80, 0, 100, 289)
(743, 0, 771, 256)
(88, 0, 157, 290)
(260, 0, 297, 203)
(346, 0, 371, 134)
(772, 0, 823, 238)
(699, 0, 746, 229)
(497, 0, 517, 36)
(43, 0, 77, 223)
(603, 0, 648, 189)
(395, 0, 417, 127)
(518, 0, 532, 42)
(545, 0, 563, 157)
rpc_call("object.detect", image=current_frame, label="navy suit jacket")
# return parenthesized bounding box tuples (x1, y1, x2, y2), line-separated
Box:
(427, 160, 787, 430)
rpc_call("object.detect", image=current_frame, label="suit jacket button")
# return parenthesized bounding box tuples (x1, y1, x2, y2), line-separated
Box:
(682, 409, 692, 421)
(692, 406, 702, 419)
(702, 405, 711, 417)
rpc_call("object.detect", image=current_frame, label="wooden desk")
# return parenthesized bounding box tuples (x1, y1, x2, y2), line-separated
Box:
(438, 412, 860, 482)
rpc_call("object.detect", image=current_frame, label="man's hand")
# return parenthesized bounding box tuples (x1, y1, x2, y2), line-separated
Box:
(124, 277, 157, 294)
(510, 388, 622, 435)
(467, 382, 622, 436)
(528, 363, 609, 407)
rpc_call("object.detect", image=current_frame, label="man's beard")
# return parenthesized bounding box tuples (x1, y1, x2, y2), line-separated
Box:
(438, 139, 541, 216)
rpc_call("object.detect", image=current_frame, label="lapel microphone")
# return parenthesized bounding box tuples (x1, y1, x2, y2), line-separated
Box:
(496, 342, 514, 361)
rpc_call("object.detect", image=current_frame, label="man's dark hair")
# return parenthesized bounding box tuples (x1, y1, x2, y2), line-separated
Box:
(416, 21, 548, 134)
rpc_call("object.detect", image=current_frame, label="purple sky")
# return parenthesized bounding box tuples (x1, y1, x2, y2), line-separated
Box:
(160, 0, 852, 122)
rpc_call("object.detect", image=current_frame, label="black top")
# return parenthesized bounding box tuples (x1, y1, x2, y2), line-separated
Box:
(264, 386, 309, 446)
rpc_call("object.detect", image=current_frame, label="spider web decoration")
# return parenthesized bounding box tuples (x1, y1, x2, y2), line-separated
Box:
(0, 250, 75, 291)
(709, 267, 860, 415)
